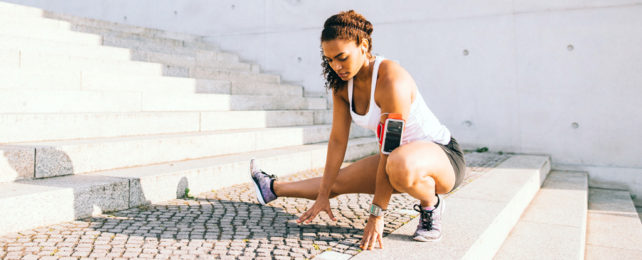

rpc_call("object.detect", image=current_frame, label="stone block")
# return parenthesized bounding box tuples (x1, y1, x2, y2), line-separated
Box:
(28, 174, 130, 218)
(0, 146, 35, 182)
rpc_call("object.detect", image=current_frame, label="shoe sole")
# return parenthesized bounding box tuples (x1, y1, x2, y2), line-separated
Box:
(251, 178, 267, 205)
(250, 159, 267, 205)
(413, 235, 442, 242)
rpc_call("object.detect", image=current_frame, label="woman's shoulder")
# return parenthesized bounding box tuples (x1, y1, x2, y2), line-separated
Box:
(376, 58, 414, 92)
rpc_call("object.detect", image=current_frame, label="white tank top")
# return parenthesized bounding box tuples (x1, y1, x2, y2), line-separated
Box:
(348, 56, 451, 145)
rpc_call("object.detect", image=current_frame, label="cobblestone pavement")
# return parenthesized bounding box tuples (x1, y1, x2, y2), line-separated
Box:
(0, 152, 508, 259)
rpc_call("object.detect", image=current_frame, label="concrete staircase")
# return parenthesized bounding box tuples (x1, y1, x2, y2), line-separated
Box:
(0, 1, 377, 235)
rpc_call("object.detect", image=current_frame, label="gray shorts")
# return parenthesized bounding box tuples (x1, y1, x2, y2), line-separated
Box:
(436, 137, 467, 191)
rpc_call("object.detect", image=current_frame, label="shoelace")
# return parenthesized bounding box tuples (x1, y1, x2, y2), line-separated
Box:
(413, 204, 434, 230)
(260, 171, 277, 180)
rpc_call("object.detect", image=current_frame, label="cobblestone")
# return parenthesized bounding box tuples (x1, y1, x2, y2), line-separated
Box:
(0, 152, 506, 259)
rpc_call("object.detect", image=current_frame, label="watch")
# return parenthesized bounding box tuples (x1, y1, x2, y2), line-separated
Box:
(369, 204, 385, 217)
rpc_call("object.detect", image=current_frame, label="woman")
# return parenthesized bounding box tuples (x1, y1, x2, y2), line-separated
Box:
(250, 10, 466, 250)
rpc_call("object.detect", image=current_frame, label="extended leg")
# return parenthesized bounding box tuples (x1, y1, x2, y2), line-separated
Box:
(274, 154, 383, 200)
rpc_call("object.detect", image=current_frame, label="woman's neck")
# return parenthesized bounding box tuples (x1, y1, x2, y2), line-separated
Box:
(353, 55, 375, 85)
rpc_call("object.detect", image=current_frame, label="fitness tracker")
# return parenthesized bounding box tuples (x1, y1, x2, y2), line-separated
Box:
(369, 204, 385, 217)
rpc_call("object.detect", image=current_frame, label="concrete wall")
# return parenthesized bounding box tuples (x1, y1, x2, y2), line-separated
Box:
(5, 0, 642, 202)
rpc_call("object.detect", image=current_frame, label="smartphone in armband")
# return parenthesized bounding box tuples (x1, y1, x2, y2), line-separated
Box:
(381, 114, 405, 154)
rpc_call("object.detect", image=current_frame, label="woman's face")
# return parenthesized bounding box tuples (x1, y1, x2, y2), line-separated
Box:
(322, 39, 366, 81)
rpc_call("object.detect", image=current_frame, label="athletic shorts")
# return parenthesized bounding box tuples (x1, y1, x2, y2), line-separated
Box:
(436, 137, 467, 191)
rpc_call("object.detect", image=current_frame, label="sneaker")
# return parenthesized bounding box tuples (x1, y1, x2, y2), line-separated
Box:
(412, 195, 444, 242)
(250, 159, 277, 205)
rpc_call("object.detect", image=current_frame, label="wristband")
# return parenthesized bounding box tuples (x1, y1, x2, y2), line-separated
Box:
(369, 204, 385, 217)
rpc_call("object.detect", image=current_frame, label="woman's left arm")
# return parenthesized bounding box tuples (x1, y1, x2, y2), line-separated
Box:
(360, 61, 414, 250)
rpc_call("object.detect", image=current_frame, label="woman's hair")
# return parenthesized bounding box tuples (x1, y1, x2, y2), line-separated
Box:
(321, 10, 373, 93)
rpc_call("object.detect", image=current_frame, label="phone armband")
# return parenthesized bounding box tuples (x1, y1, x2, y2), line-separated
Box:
(380, 113, 405, 154)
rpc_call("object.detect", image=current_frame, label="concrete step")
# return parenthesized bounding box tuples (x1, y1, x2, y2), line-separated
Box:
(46, 12, 209, 44)
(0, 49, 164, 76)
(0, 89, 326, 113)
(0, 15, 71, 31)
(352, 155, 551, 260)
(5, 125, 373, 179)
(0, 1, 44, 18)
(99, 34, 226, 59)
(0, 35, 132, 60)
(0, 25, 101, 46)
(130, 49, 253, 72)
(165, 65, 279, 83)
(0, 137, 378, 236)
(140, 92, 327, 111)
(585, 188, 642, 259)
(0, 89, 142, 113)
(495, 171, 588, 260)
(227, 82, 302, 96)
(0, 68, 302, 98)
(0, 67, 231, 94)
(0, 110, 333, 144)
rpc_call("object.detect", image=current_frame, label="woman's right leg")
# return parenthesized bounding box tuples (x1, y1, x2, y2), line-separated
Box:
(273, 154, 383, 200)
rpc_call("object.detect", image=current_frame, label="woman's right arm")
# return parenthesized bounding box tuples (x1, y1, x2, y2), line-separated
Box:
(297, 89, 351, 223)
(318, 89, 352, 199)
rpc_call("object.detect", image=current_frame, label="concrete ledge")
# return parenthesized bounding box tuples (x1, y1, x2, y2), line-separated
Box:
(95, 137, 377, 206)
(0, 182, 74, 236)
(0, 175, 130, 236)
(16, 125, 370, 178)
(585, 189, 642, 259)
(352, 155, 550, 260)
(495, 171, 588, 260)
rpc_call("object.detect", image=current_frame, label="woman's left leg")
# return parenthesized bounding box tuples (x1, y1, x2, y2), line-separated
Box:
(385, 140, 456, 207)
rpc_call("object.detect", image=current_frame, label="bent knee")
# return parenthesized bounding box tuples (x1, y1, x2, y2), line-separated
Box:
(386, 152, 416, 191)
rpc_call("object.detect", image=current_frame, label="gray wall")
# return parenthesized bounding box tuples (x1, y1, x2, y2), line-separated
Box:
(6, 0, 642, 202)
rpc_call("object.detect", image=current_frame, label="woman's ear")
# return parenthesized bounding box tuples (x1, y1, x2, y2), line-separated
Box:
(361, 39, 369, 53)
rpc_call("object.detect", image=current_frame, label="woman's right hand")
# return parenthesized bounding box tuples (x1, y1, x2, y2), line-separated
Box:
(297, 194, 337, 224)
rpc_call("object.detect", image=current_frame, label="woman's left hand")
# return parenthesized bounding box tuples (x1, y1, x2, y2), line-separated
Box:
(360, 215, 384, 250)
